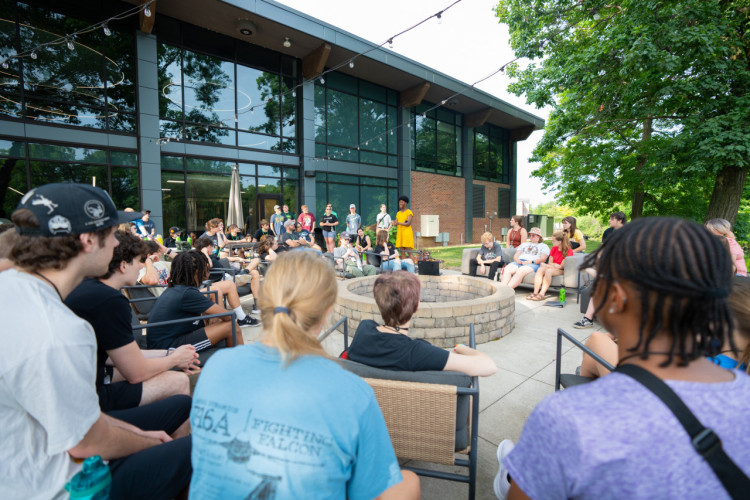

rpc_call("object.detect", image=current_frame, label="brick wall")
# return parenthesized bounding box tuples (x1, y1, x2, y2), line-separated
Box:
(471, 179, 511, 244)
(411, 171, 466, 248)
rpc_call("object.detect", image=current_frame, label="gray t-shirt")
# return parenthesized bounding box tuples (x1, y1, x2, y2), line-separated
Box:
(505, 371, 750, 499)
(346, 213, 361, 234)
(478, 242, 503, 261)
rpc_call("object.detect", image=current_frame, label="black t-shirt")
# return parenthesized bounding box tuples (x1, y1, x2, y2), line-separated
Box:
(355, 234, 370, 249)
(375, 243, 397, 259)
(227, 232, 244, 241)
(65, 278, 135, 387)
(347, 320, 449, 371)
(147, 285, 215, 349)
(602, 227, 615, 243)
(280, 231, 295, 247)
(321, 213, 337, 230)
(254, 228, 270, 241)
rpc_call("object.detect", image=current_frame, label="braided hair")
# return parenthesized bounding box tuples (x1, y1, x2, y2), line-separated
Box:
(583, 217, 734, 366)
(168, 250, 210, 288)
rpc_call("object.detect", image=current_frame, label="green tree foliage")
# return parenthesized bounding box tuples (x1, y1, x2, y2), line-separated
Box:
(496, 0, 750, 224)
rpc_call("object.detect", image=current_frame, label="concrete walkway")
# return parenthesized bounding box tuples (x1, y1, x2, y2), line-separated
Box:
(239, 287, 597, 500)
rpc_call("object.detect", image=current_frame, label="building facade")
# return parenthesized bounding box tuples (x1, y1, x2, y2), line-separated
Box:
(0, 0, 543, 243)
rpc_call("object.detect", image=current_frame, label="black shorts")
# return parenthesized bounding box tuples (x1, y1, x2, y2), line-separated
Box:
(97, 381, 143, 412)
(168, 327, 212, 352)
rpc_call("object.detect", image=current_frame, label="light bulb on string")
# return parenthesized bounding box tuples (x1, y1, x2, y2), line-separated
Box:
(319, 76, 325, 84)
(1, 59, 8, 69)
(66, 38, 75, 50)
(388, 38, 393, 49)
(389, 130, 393, 135)
(441, 100, 447, 105)
(437, 12, 443, 24)
(144, 5, 152, 17)
(103, 24, 111, 36)
(292, 90, 296, 97)
(30, 50, 37, 60)
(349, 60, 354, 69)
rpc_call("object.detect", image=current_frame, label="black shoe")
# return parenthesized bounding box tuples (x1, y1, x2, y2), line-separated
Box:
(238, 316, 260, 327)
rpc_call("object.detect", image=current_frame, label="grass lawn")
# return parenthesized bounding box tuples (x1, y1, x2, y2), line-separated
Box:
(424, 238, 604, 270)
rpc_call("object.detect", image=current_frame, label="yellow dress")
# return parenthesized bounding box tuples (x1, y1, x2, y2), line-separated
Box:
(396, 209, 414, 248)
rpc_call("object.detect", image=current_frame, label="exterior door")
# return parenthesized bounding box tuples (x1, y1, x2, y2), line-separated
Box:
(258, 194, 282, 222)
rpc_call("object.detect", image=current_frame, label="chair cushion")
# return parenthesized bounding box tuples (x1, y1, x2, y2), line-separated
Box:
(560, 373, 594, 388)
(338, 359, 472, 450)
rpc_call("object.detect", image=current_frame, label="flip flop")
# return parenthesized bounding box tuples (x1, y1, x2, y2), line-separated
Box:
(526, 293, 539, 300)
(529, 294, 547, 301)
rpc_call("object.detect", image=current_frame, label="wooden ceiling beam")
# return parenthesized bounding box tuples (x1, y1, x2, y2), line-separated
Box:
(302, 43, 331, 80)
(139, 1, 156, 34)
(399, 82, 430, 108)
(464, 108, 492, 129)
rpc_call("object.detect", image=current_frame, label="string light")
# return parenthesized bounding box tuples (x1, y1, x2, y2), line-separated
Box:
(144, 5, 152, 17)
(30, 50, 37, 60)
(103, 24, 111, 36)
(66, 38, 75, 50)
(437, 12, 443, 24)
(388, 38, 393, 49)
(1, 60, 8, 69)
(348, 60, 354, 69)
(319, 77, 325, 84)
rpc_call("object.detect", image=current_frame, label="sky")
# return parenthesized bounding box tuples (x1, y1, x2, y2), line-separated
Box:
(276, 0, 555, 208)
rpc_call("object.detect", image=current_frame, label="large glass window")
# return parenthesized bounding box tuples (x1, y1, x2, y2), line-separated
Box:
(315, 172, 398, 227)
(161, 155, 298, 233)
(0, 138, 138, 218)
(0, 2, 136, 132)
(157, 36, 298, 152)
(473, 124, 509, 184)
(411, 103, 462, 176)
(314, 72, 398, 167)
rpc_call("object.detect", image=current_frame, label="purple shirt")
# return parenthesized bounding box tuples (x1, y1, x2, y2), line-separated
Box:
(505, 371, 750, 499)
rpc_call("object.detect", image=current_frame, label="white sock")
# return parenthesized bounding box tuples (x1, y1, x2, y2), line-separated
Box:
(234, 306, 247, 321)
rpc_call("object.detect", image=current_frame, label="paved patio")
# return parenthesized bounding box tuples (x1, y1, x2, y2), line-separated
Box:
(239, 283, 597, 500)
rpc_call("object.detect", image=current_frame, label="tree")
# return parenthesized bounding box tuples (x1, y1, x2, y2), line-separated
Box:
(496, 0, 750, 224)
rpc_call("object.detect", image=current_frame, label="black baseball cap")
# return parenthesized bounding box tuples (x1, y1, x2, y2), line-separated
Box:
(14, 183, 142, 236)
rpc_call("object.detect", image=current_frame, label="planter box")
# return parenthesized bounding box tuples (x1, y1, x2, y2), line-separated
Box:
(418, 260, 440, 276)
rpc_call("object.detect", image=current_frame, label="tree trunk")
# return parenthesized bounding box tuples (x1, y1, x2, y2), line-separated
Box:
(631, 117, 652, 219)
(705, 165, 747, 226)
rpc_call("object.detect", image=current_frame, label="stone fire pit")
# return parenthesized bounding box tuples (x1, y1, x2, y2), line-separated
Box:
(333, 274, 515, 348)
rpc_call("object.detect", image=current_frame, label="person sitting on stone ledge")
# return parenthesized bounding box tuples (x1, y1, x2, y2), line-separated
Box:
(66, 230, 200, 412)
(346, 271, 497, 376)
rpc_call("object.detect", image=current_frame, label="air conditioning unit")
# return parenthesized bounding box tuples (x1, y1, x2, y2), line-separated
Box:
(421, 215, 439, 237)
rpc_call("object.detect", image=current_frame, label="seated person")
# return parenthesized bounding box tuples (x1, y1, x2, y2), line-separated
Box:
(252, 218, 271, 242)
(334, 232, 377, 277)
(226, 223, 244, 241)
(200, 218, 227, 257)
(562, 216, 586, 253)
(66, 230, 200, 412)
(189, 250, 420, 499)
(163, 226, 182, 248)
(147, 251, 249, 351)
(347, 271, 497, 376)
(257, 234, 278, 262)
(500, 227, 549, 289)
(280, 219, 312, 251)
(354, 227, 372, 252)
(527, 231, 573, 300)
(138, 240, 174, 296)
(469, 231, 504, 280)
(494, 218, 750, 500)
(375, 229, 415, 273)
(311, 227, 326, 253)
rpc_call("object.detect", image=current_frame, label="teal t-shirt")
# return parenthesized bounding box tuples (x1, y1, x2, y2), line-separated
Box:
(189, 343, 402, 499)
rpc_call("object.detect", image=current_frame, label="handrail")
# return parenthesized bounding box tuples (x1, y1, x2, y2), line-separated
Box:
(132, 310, 237, 347)
(318, 316, 348, 344)
(554, 328, 615, 391)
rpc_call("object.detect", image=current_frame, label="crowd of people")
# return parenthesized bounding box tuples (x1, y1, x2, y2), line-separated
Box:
(1, 181, 748, 499)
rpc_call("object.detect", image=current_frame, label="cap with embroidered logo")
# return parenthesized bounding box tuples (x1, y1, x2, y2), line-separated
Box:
(14, 183, 142, 237)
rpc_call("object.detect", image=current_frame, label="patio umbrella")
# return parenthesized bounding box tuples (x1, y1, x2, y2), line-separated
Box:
(227, 164, 243, 228)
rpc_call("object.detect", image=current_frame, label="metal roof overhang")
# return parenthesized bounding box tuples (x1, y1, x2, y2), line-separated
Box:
(126, 0, 545, 139)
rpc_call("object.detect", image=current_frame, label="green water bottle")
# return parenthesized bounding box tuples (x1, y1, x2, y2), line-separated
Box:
(559, 287, 566, 305)
(65, 455, 111, 499)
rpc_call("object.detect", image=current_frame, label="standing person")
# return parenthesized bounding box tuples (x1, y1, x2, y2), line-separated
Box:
(500, 227, 550, 289)
(141, 210, 155, 239)
(269, 205, 285, 240)
(1, 183, 192, 500)
(297, 204, 316, 233)
(506, 216, 528, 248)
(561, 215, 586, 253)
(494, 217, 750, 500)
(188, 250, 420, 499)
(320, 203, 339, 253)
(376, 203, 392, 231)
(252, 219, 271, 242)
(282, 203, 294, 222)
(346, 203, 362, 234)
(602, 211, 627, 243)
(706, 218, 747, 277)
(470, 232, 504, 280)
(392, 195, 414, 260)
(243, 207, 255, 237)
(527, 231, 573, 300)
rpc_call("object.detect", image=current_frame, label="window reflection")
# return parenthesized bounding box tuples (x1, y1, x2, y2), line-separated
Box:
(411, 103, 461, 176)
(473, 124, 508, 183)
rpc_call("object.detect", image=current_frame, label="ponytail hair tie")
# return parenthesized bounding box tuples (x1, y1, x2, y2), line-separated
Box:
(704, 288, 729, 299)
(274, 306, 290, 315)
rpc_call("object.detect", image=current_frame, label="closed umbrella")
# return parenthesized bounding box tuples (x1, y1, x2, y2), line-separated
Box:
(227, 164, 243, 228)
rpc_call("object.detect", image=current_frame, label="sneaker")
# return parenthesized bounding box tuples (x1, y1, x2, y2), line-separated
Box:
(250, 308, 260, 314)
(573, 316, 594, 329)
(237, 316, 261, 327)
(493, 439, 515, 499)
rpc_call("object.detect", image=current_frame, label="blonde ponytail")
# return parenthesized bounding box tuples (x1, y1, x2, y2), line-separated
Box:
(258, 250, 338, 363)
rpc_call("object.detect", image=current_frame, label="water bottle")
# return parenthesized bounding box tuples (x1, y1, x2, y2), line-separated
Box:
(156, 234, 164, 245)
(559, 287, 566, 305)
(65, 455, 111, 499)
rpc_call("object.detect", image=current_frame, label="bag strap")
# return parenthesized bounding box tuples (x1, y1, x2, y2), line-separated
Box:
(616, 364, 750, 499)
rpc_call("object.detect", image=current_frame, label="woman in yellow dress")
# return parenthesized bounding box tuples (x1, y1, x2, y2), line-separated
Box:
(392, 195, 414, 258)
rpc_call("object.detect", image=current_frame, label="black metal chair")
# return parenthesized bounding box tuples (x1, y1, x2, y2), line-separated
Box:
(554, 328, 616, 390)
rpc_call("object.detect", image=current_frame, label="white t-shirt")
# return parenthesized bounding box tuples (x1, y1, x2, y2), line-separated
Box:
(0, 269, 100, 500)
(518, 241, 550, 263)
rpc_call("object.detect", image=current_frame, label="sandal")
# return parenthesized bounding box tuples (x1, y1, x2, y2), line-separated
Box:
(526, 293, 540, 300)
(529, 294, 547, 301)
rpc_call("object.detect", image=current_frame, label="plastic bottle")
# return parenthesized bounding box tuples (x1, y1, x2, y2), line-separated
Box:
(65, 455, 111, 499)
(559, 287, 566, 305)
